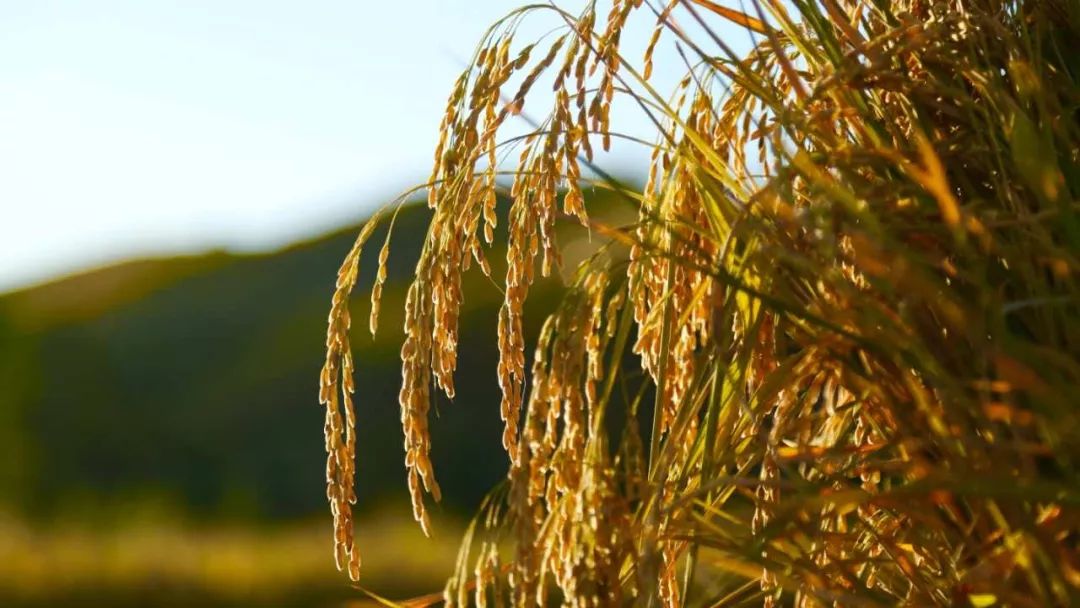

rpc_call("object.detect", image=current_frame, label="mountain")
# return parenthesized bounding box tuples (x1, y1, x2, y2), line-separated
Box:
(0, 192, 631, 522)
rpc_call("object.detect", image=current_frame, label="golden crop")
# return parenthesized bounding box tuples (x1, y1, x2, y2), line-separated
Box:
(322, 0, 1079, 605)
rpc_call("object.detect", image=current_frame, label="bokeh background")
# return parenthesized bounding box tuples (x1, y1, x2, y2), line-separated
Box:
(0, 1, 742, 605)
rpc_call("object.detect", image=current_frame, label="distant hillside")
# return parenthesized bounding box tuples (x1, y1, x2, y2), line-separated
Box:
(0, 192, 629, 521)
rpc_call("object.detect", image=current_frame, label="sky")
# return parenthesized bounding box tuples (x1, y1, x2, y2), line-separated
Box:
(0, 1, 739, 292)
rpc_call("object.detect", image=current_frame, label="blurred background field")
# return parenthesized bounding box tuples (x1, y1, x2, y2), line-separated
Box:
(0, 507, 463, 607)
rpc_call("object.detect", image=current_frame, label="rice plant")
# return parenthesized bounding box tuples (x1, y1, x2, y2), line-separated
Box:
(321, 0, 1079, 605)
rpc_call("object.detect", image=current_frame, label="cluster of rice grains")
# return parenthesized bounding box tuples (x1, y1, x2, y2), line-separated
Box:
(321, 0, 1079, 606)
(320, 217, 380, 580)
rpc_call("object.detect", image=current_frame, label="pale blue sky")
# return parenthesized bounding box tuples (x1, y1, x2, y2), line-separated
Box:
(0, 1, 741, 291)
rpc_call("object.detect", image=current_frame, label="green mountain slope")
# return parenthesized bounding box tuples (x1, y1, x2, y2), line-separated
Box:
(0, 191, 632, 521)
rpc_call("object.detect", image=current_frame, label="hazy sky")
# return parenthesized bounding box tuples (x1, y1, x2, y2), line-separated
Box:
(0, 1, 737, 291)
